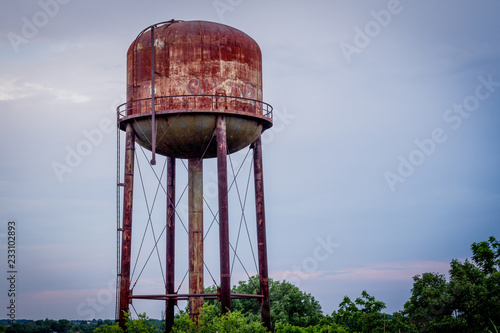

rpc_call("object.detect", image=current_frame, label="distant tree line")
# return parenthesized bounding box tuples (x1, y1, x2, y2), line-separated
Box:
(2, 236, 498, 332)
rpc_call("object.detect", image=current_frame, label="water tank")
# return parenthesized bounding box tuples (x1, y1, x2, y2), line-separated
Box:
(117, 20, 273, 159)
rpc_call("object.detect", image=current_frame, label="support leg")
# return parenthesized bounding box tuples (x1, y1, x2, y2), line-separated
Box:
(165, 156, 176, 332)
(119, 123, 135, 329)
(253, 136, 271, 331)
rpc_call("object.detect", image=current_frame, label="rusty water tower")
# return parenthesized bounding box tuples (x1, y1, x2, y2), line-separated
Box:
(116, 20, 273, 331)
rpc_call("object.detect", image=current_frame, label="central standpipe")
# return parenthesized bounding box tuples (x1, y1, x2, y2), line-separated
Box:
(188, 158, 204, 320)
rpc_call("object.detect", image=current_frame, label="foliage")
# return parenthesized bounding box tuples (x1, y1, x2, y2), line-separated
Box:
(274, 322, 348, 333)
(487, 319, 499, 333)
(171, 313, 197, 332)
(171, 304, 266, 332)
(404, 236, 500, 333)
(205, 275, 323, 329)
(93, 312, 156, 333)
(3, 236, 499, 333)
(269, 279, 323, 327)
(5, 319, 100, 333)
(331, 290, 391, 333)
(125, 313, 155, 333)
(93, 320, 123, 333)
(448, 236, 500, 332)
(172, 303, 350, 333)
(403, 272, 459, 332)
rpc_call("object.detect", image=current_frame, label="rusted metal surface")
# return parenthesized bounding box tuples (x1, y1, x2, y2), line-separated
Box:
(150, 26, 156, 165)
(127, 20, 263, 110)
(132, 293, 264, 300)
(118, 95, 273, 123)
(117, 20, 274, 329)
(216, 115, 231, 313)
(188, 158, 204, 321)
(119, 20, 273, 159)
(253, 136, 271, 331)
(119, 123, 135, 329)
(118, 95, 271, 159)
(165, 156, 175, 332)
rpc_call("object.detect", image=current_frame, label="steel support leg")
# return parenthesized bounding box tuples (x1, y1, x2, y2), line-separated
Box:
(119, 123, 135, 329)
(165, 156, 176, 332)
(216, 116, 231, 314)
(188, 158, 204, 321)
(253, 136, 271, 331)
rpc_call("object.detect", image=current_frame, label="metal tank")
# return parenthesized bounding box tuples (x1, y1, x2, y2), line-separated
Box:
(117, 20, 273, 160)
(117, 20, 273, 332)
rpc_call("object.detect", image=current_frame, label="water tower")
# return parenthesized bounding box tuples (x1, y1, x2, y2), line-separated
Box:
(116, 20, 273, 331)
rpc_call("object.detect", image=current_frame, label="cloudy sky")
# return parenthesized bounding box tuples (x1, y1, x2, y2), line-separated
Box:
(1, 0, 499, 321)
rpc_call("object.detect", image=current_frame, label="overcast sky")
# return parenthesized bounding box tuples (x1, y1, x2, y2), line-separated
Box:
(1, 0, 499, 321)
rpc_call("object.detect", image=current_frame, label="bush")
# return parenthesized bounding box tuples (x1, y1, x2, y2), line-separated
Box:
(275, 322, 348, 333)
(172, 304, 266, 333)
(93, 312, 154, 333)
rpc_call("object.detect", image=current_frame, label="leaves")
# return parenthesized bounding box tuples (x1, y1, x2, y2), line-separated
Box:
(4, 236, 499, 333)
(206, 276, 323, 328)
(403, 236, 500, 333)
(471, 236, 500, 275)
(332, 291, 390, 333)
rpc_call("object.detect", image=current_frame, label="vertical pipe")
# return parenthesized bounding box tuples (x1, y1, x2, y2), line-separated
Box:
(188, 158, 204, 321)
(150, 26, 156, 165)
(115, 113, 122, 321)
(253, 136, 271, 331)
(216, 115, 231, 314)
(119, 123, 135, 329)
(165, 156, 176, 332)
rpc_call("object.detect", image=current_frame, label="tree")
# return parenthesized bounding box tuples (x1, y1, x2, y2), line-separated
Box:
(204, 276, 323, 328)
(93, 322, 123, 333)
(52, 319, 72, 333)
(269, 279, 323, 328)
(171, 304, 267, 332)
(448, 236, 500, 332)
(404, 236, 500, 333)
(470, 236, 500, 275)
(403, 272, 458, 332)
(332, 290, 389, 333)
(93, 312, 154, 333)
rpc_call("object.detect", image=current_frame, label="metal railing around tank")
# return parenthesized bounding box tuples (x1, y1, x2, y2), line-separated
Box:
(116, 94, 273, 122)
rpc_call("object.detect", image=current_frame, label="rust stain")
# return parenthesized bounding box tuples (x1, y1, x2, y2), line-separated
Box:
(120, 20, 272, 159)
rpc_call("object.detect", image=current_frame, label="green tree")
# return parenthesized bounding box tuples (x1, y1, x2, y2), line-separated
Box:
(333, 295, 359, 328)
(332, 290, 389, 332)
(448, 236, 500, 332)
(269, 279, 323, 327)
(274, 322, 349, 333)
(126, 313, 155, 333)
(386, 311, 417, 333)
(171, 304, 266, 333)
(471, 236, 500, 274)
(204, 276, 322, 328)
(403, 272, 458, 332)
(93, 312, 155, 333)
(93, 321, 123, 333)
(53, 319, 73, 333)
(404, 236, 500, 333)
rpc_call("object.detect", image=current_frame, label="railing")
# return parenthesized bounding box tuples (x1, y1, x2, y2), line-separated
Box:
(117, 94, 273, 122)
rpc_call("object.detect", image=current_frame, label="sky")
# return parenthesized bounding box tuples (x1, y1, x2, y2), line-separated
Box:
(1, 0, 500, 322)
